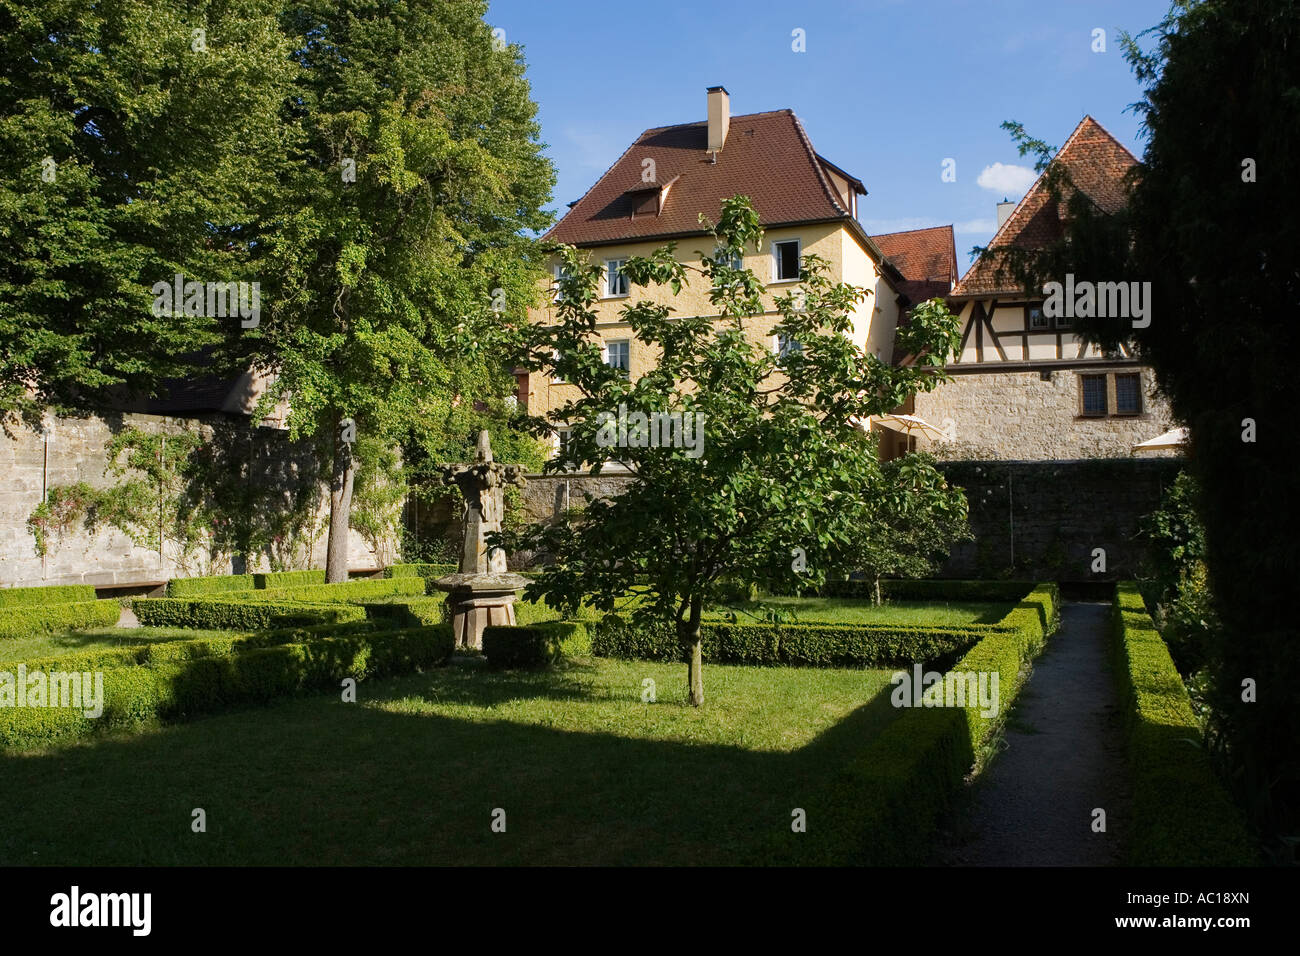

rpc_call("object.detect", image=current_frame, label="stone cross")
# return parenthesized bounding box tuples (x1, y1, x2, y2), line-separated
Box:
(440, 430, 526, 575)
(434, 430, 529, 649)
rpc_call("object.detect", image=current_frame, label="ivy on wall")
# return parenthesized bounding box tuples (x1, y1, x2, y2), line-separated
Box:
(27, 424, 408, 573)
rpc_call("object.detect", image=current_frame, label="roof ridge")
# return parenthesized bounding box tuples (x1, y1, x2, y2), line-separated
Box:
(787, 111, 848, 216)
(639, 107, 794, 135)
(872, 224, 954, 238)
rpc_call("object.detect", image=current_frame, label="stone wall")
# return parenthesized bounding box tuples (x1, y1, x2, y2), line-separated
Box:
(912, 365, 1178, 460)
(517, 471, 636, 527)
(1, 412, 391, 590)
(937, 458, 1183, 581)
(513, 460, 1183, 583)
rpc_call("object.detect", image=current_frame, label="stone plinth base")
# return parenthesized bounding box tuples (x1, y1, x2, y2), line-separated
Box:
(435, 572, 530, 650)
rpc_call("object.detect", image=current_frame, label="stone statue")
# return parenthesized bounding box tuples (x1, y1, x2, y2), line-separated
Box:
(434, 430, 530, 649)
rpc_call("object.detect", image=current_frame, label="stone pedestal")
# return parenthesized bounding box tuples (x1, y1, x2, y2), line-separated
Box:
(436, 571, 531, 650)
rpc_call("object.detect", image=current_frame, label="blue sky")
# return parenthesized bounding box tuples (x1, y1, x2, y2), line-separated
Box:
(488, 0, 1171, 269)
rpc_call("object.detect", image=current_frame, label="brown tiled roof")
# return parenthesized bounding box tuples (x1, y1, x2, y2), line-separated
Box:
(951, 116, 1138, 298)
(871, 225, 957, 302)
(545, 109, 859, 246)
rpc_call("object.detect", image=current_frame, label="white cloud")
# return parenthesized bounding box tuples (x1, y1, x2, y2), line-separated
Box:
(954, 218, 997, 234)
(976, 162, 1038, 196)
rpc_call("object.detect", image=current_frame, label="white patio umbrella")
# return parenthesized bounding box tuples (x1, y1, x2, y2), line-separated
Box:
(1132, 426, 1189, 453)
(871, 413, 948, 441)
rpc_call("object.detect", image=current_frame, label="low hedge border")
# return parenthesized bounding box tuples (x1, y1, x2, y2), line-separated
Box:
(482, 622, 589, 668)
(133, 598, 367, 631)
(812, 579, 1034, 603)
(0, 624, 455, 750)
(0, 585, 98, 607)
(1112, 582, 1255, 865)
(235, 578, 425, 604)
(0, 599, 120, 640)
(786, 584, 1060, 865)
(384, 563, 458, 580)
(166, 575, 255, 598)
(362, 596, 448, 628)
(592, 617, 990, 668)
(253, 570, 326, 589)
(16, 620, 383, 676)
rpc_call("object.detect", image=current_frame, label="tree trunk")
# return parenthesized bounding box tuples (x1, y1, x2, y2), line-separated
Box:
(684, 592, 704, 707)
(874, 576, 882, 607)
(325, 418, 355, 584)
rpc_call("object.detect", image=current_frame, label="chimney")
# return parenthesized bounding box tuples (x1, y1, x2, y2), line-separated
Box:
(996, 198, 1015, 227)
(707, 86, 730, 155)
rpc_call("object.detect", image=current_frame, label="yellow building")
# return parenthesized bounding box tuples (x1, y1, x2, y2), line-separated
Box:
(522, 87, 950, 455)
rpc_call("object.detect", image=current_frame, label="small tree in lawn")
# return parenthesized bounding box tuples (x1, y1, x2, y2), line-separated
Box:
(836, 452, 972, 605)
(511, 196, 962, 705)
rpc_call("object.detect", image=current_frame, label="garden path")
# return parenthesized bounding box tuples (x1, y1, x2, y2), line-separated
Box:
(936, 601, 1130, 865)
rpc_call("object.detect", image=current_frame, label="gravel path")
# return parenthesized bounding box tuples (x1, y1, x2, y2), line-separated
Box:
(936, 601, 1130, 866)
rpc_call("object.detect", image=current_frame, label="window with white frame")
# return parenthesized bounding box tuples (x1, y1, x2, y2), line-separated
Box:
(774, 334, 802, 363)
(554, 426, 575, 468)
(772, 239, 801, 282)
(605, 259, 629, 297)
(604, 339, 630, 375)
(551, 349, 566, 384)
(551, 263, 570, 303)
(715, 246, 744, 271)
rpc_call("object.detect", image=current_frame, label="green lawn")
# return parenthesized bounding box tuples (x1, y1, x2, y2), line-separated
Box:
(0, 654, 901, 866)
(706, 597, 1013, 626)
(0, 626, 244, 664)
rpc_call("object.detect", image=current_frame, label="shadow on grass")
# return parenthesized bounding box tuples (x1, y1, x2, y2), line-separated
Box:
(0, 661, 899, 867)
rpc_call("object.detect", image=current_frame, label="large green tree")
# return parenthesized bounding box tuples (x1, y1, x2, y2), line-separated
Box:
(987, 0, 1300, 838)
(256, 0, 554, 580)
(512, 197, 962, 705)
(0, 0, 296, 424)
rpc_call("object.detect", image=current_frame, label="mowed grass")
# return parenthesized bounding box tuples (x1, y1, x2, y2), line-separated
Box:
(0, 655, 900, 866)
(0, 626, 244, 664)
(706, 598, 1013, 626)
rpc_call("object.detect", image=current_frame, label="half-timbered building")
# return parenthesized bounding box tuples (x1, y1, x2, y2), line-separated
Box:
(909, 116, 1177, 460)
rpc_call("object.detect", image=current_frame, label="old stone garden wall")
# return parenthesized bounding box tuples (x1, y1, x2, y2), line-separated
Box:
(516, 459, 1183, 582)
(0, 412, 390, 590)
(938, 458, 1182, 581)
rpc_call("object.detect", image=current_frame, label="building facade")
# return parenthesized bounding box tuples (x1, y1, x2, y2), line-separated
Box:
(909, 116, 1177, 460)
(522, 87, 930, 447)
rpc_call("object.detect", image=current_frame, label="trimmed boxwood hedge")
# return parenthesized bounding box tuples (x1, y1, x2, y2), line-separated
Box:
(592, 617, 986, 668)
(237, 577, 425, 603)
(815, 579, 1034, 603)
(0, 599, 121, 639)
(133, 598, 367, 630)
(253, 569, 326, 589)
(166, 575, 255, 598)
(784, 584, 1061, 865)
(1112, 582, 1255, 865)
(483, 625, 560, 668)
(0, 624, 455, 750)
(0, 584, 98, 607)
(362, 596, 448, 628)
(16, 621, 383, 677)
(384, 562, 457, 580)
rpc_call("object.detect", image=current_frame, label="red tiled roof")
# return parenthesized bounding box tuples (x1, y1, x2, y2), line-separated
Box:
(871, 225, 957, 302)
(545, 110, 858, 246)
(951, 116, 1138, 298)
